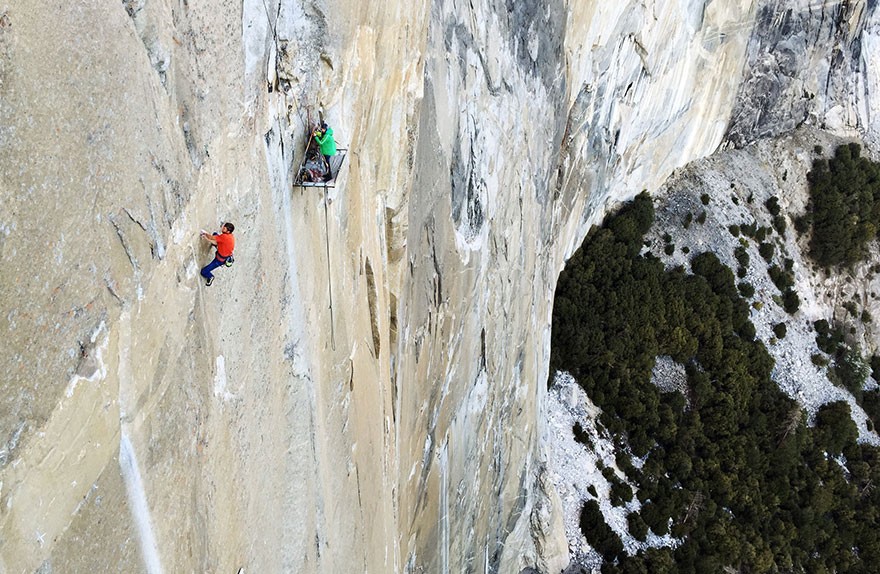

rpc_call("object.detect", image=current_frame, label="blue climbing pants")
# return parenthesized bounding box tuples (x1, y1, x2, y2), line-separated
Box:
(201, 257, 224, 280)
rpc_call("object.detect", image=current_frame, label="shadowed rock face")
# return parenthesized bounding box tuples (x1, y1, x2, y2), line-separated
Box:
(726, 0, 880, 147)
(0, 0, 877, 573)
(502, 0, 566, 92)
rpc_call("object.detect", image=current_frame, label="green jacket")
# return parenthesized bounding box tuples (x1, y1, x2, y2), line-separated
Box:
(314, 127, 337, 156)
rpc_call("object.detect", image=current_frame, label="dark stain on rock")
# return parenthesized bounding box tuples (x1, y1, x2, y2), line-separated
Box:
(122, 0, 144, 19)
(726, 0, 873, 147)
(0, 11, 12, 97)
(502, 0, 565, 93)
(449, 138, 484, 242)
(75, 339, 100, 379)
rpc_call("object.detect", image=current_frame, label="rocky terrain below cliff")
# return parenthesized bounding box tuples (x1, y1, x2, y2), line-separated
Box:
(547, 127, 880, 571)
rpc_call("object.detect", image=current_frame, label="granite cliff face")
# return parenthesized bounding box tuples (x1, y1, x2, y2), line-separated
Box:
(0, 1, 877, 572)
(727, 0, 880, 146)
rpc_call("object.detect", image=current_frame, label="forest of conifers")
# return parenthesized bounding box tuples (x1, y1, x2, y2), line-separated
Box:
(551, 160, 880, 573)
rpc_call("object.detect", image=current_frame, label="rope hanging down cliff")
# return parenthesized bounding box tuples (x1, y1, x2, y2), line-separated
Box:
(292, 117, 346, 349)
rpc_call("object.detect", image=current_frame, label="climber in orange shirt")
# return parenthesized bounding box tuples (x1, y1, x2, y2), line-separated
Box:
(200, 222, 235, 286)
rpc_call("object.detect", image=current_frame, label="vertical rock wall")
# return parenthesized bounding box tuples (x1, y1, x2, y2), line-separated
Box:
(397, 1, 765, 570)
(726, 0, 880, 147)
(1, 0, 878, 573)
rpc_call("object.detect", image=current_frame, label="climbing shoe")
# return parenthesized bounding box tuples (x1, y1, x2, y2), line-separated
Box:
(206, 276, 214, 286)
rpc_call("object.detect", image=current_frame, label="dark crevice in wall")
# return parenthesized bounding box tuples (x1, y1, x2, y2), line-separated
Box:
(365, 257, 381, 358)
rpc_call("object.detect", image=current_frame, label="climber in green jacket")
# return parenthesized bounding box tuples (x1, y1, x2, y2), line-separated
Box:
(313, 122, 337, 181)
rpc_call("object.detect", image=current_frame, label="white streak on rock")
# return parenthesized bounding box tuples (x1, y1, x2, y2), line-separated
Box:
(213, 355, 234, 401)
(119, 434, 163, 574)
